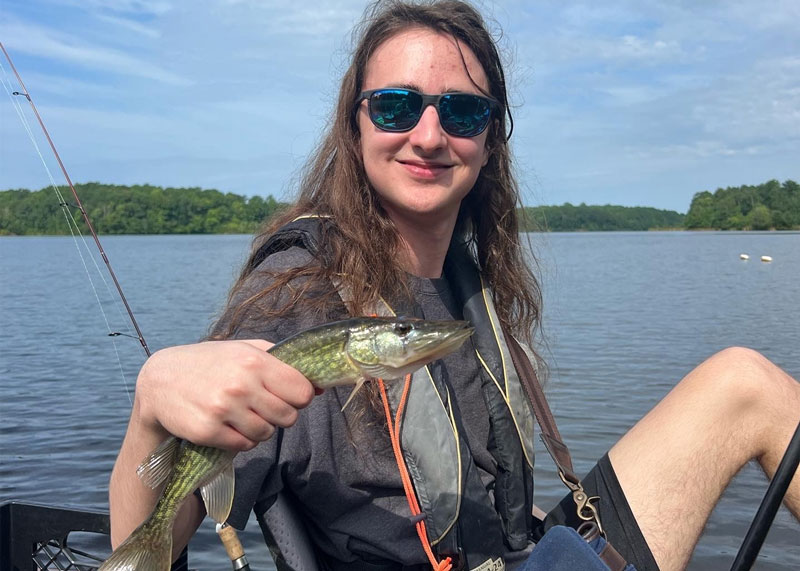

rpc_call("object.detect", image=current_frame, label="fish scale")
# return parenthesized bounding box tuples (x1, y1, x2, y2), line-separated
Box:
(270, 325, 355, 384)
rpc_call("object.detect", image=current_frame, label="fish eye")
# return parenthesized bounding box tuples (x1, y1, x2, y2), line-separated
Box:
(394, 321, 414, 336)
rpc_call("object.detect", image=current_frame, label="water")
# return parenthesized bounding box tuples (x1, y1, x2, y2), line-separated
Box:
(1, 232, 798, 569)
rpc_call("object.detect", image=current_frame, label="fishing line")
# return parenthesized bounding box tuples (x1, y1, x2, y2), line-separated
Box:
(0, 60, 135, 404)
(0, 67, 131, 336)
(0, 50, 141, 404)
(2, 43, 254, 570)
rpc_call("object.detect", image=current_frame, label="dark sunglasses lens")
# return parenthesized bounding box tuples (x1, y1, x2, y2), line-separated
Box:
(439, 94, 492, 137)
(369, 90, 422, 131)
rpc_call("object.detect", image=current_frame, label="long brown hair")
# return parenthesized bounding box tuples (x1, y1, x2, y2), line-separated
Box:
(216, 0, 542, 346)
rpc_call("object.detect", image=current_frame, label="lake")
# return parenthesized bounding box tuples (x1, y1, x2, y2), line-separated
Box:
(1, 232, 798, 570)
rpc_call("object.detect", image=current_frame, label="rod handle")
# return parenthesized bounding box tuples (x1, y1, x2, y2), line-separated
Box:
(217, 523, 250, 570)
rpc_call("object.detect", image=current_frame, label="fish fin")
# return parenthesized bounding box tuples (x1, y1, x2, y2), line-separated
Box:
(98, 519, 171, 571)
(137, 436, 181, 489)
(340, 377, 367, 411)
(200, 461, 235, 523)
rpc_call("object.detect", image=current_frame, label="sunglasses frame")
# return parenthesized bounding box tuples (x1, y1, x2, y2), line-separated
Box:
(358, 88, 499, 137)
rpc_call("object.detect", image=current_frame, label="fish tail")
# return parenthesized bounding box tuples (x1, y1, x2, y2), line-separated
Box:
(99, 517, 172, 571)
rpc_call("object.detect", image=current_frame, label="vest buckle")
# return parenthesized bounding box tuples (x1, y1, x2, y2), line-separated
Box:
(558, 469, 605, 537)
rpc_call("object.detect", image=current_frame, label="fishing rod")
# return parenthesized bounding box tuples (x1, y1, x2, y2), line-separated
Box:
(0, 41, 150, 358)
(730, 419, 800, 571)
(0, 42, 251, 571)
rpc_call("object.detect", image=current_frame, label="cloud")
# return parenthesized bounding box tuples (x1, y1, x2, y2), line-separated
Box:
(723, 0, 800, 31)
(259, 6, 363, 37)
(216, 0, 364, 38)
(1, 18, 190, 85)
(94, 14, 162, 38)
(51, 0, 172, 16)
(602, 35, 683, 62)
(693, 56, 800, 142)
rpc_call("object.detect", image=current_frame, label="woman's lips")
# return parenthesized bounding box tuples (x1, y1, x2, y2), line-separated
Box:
(399, 160, 452, 178)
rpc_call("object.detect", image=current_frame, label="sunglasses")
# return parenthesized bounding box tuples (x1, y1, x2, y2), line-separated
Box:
(358, 88, 499, 137)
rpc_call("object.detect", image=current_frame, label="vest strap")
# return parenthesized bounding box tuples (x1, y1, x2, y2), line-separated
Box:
(503, 330, 610, 540)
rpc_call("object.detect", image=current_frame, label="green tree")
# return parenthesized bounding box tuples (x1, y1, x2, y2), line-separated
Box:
(685, 191, 714, 229)
(747, 205, 772, 230)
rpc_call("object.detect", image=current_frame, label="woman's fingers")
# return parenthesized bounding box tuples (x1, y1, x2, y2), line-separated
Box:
(136, 339, 319, 451)
(221, 340, 316, 419)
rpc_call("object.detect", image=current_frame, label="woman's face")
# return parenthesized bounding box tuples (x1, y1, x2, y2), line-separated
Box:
(357, 28, 491, 228)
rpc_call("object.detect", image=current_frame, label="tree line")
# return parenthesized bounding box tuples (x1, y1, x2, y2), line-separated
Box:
(1, 179, 798, 235)
(684, 179, 799, 230)
(0, 183, 287, 235)
(520, 203, 684, 232)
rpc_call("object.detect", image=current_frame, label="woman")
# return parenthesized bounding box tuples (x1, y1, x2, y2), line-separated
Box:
(108, 1, 800, 570)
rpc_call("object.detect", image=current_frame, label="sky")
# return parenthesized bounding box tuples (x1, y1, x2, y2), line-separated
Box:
(1, 0, 798, 212)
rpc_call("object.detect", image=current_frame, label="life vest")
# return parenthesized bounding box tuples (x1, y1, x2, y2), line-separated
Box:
(255, 217, 538, 570)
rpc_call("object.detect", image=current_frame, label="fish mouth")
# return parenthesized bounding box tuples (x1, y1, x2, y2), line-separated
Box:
(421, 323, 474, 355)
(401, 321, 474, 371)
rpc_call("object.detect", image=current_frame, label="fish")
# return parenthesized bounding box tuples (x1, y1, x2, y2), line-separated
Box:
(99, 316, 474, 570)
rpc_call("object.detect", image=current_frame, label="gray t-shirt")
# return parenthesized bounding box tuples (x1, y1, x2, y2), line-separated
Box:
(212, 247, 532, 566)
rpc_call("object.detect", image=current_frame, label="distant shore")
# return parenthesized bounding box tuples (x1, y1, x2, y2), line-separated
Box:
(1, 179, 798, 235)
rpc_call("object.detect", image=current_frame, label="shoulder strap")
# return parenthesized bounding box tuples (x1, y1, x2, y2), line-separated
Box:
(502, 331, 579, 484)
(502, 327, 609, 538)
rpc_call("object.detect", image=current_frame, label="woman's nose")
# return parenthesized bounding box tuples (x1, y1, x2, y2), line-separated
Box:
(407, 105, 447, 150)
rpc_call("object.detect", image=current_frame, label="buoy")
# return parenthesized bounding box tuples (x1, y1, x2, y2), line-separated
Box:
(740, 254, 750, 260)
(761, 255, 773, 263)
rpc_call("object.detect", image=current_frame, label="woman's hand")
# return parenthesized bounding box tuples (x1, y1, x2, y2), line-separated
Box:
(134, 339, 318, 451)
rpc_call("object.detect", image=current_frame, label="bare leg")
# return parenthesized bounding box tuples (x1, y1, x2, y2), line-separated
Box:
(608, 347, 800, 571)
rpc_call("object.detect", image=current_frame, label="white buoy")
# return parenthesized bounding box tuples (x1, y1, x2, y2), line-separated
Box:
(761, 255, 773, 263)
(740, 253, 750, 260)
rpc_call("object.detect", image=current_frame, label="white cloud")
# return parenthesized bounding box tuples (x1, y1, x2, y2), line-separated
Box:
(630, 140, 763, 161)
(614, 35, 682, 61)
(1, 19, 190, 85)
(214, 0, 364, 38)
(541, 33, 687, 67)
(688, 56, 800, 143)
(722, 0, 800, 31)
(94, 14, 162, 38)
(51, 0, 173, 16)
(261, 6, 362, 37)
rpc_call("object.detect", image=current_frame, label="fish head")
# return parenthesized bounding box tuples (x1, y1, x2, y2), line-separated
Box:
(345, 316, 474, 380)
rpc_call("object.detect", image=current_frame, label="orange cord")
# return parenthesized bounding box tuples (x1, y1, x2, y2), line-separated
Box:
(378, 377, 453, 571)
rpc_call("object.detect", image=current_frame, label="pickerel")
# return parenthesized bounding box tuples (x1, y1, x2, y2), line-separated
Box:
(100, 316, 474, 570)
